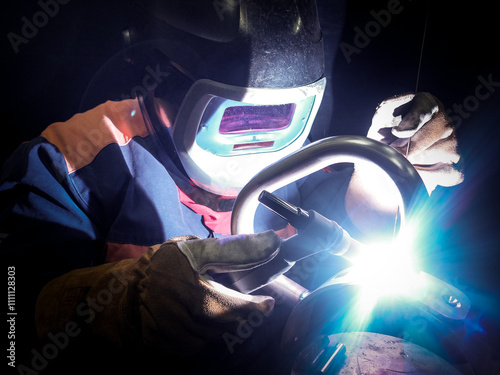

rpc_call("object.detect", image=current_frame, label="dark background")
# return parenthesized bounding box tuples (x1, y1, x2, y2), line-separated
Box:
(2, 0, 500, 371)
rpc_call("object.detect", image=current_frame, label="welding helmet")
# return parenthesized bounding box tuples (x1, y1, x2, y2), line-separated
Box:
(146, 0, 326, 196)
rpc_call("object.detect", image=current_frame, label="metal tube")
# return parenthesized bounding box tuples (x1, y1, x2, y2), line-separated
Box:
(260, 275, 309, 310)
(231, 135, 427, 305)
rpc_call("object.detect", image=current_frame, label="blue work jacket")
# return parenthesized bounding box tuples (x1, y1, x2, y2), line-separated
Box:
(0, 96, 352, 289)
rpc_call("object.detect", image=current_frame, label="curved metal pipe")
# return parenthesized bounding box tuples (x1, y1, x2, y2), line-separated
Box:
(230, 136, 428, 306)
(231, 136, 427, 236)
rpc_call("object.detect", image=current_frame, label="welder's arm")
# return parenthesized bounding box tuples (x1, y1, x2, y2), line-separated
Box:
(345, 93, 464, 234)
(36, 231, 279, 356)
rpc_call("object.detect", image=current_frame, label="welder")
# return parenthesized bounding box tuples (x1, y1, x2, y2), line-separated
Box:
(0, 0, 463, 373)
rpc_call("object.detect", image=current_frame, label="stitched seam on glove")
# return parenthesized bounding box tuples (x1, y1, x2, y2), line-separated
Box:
(176, 234, 281, 275)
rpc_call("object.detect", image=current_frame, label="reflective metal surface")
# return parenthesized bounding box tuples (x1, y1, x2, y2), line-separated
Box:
(231, 135, 426, 235)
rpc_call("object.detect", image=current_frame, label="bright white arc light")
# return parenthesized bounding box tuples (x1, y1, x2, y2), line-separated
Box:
(345, 225, 423, 317)
(327, 221, 471, 323)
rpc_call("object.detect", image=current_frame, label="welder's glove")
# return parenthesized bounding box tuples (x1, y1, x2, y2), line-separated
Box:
(36, 231, 279, 356)
(345, 93, 464, 236)
(367, 92, 464, 193)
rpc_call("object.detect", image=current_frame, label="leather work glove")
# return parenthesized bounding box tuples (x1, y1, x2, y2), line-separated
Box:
(345, 93, 464, 237)
(35, 231, 280, 359)
(367, 92, 464, 194)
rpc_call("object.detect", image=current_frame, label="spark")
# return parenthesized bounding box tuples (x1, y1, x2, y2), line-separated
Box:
(343, 224, 423, 321)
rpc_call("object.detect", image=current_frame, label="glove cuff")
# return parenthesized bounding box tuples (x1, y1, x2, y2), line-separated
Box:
(35, 249, 157, 347)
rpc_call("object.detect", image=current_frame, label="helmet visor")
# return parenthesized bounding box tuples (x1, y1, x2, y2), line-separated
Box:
(196, 96, 315, 156)
(171, 77, 326, 195)
(219, 104, 296, 134)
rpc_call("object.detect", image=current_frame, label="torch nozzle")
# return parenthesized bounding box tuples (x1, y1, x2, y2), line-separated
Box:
(259, 190, 361, 262)
(258, 190, 310, 229)
(215, 191, 363, 294)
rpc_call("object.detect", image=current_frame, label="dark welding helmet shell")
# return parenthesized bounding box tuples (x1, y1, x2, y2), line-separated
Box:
(137, 0, 326, 196)
(141, 0, 325, 89)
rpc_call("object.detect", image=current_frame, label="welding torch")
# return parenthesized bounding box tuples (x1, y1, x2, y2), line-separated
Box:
(214, 190, 364, 294)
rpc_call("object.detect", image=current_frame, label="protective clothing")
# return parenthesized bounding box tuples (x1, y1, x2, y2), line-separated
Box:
(171, 77, 326, 196)
(0, 87, 459, 370)
(140, 0, 327, 196)
(36, 231, 279, 355)
(367, 92, 464, 193)
(1, 96, 337, 373)
(0, 93, 352, 373)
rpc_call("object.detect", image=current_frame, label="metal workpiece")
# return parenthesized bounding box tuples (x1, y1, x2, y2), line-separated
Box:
(231, 135, 427, 236)
(291, 332, 464, 375)
(230, 135, 427, 303)
(291, 335, 346, 375)
(229, 135, 473, 373)
(217, 190, 362, 294)
(280, 284, 471, 372)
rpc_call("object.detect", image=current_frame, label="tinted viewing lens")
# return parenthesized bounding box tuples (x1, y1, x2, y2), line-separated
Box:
(219, 104, 296, 134)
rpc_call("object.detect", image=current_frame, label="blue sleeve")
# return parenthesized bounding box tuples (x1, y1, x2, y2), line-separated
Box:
(0, 138, 106, 362)
(0, 138, 105, 285)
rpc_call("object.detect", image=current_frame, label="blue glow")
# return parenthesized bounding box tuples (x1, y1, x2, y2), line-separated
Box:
(340, 224, 421, 324)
